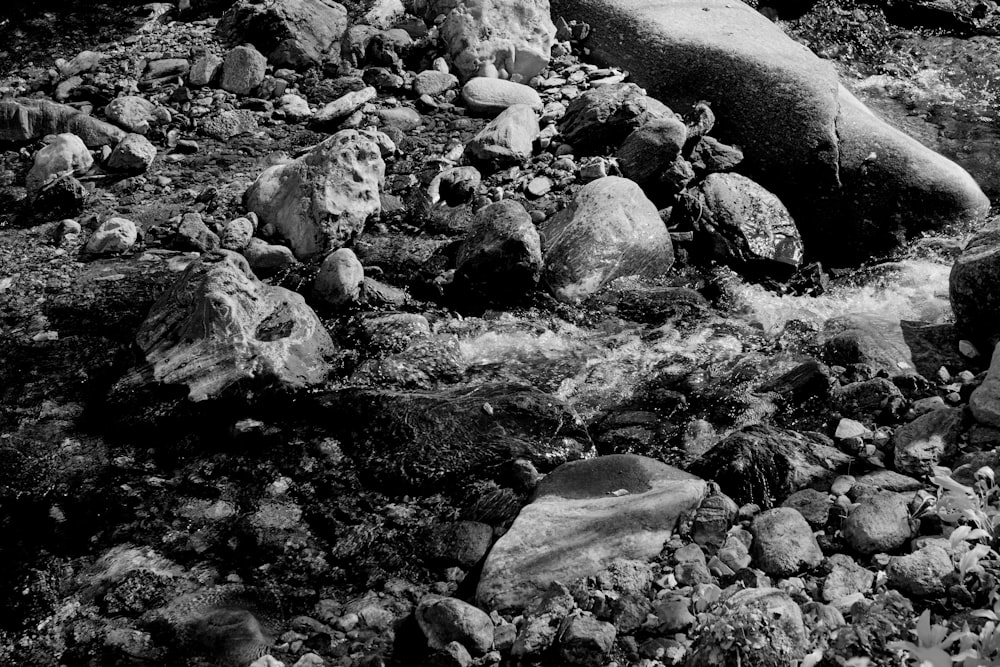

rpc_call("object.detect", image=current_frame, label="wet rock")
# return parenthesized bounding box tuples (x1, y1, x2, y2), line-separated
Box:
(835, 377, 905, 421)
(970, 343, 1000, 428)
(822, 553, 875, 602)
(243, 238, 297, 273)
(886, 544, 952, 597)
(697, 172, 804, 269)
(429, 166, 481, 206)
(416, 596, 494, 655)
(124, 251, 334, 402)
(843, 491, 917, 554)
(105, 96, 164, 135)
(891, 407, 964, 476)
(751, 507, 823, 576)
(951, 218, 1000, 345)
(465, 104, 540, 169)
(822, 314, 921, 376)
(691, 485, 738, 547)
(558, 615, 616, 667)
(245, 129, 385, 258)
(461, 77, 544, 115)
(541, 176, 673, 303)
(107, 133, 157, 172)
(550, 0, 990, 263)
(453, 199, 542, 302)
(616, 116, 688, 187)
(558, 83, 673, 152)
(427, 521, 493, 568)
(415, 70, 459, 97)
(175, 212, 220, 252)
(313, 86, 377, 128)
(690, 424, 852, 508)
(218, 0, 349, 69)
(314, 247, 364, 306)
(85, 217, 138, 255)
(758, 359, 832, 403)
(26, 133, 93, 194)
(437, 0, 556, 82)
(782, 488, 831, 530)
(190, 54, 224, 87)
(221, 217, 255, 252)
(852, 470, 923, 495)
(221, 45, 268, 96)
(199, 109, 258, 141)
(476, 454, 706, 611)
(316, 382, 591, 492)
(1, 98, 126, 147)
(689, 136, 744, 176)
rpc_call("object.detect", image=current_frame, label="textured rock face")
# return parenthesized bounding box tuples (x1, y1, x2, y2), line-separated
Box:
(218, 0, 349, 69)
(549, 0, 989, 263)
(131, 251, 334, 402)
(951, 218, 1000, 345)
(436, 0, 556, 82)
(465, 104, 540, 168)
(1, 98, 126, 147)
(26, 133, 93, 194)
(244, 129, 385, 259)
(454, 199, 543, 301)
(750, 507, 823, 577)
(541, 176, 674, 303)
(476, 454, 706, 612)
(107, 133, 157, 172)
(85, 217, 138, 255)
(843, 491, 917, 554)
(104, 95, 162, 134)
(559, 83, 673, 152)
(220, 45, 268, 95)
(416, 596, 494, 655)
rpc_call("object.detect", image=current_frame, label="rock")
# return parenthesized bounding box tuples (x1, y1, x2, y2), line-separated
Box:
(221, 45, 268, 96)
(750, 507, 823, 577)
(558, 615, 616, 667)
(199, 109, 258, 141)
(476, 454, 706, 611)
(892, 407, 964, 477)
(822, 314, 930, 377)
(843, 491, 917, 554)
(429, 166, 482, 206)
(689, 136, 744, 175)
(427, 521, 493, 568)
(415, 70, 459, 97)
(690, 424, 852, 508)
(107, 133, 157, 172)
(541, 176, 673, 303)
(461, 78, 544, 115)
(313, 86, 377, 128)
(105, 96, 162, 135)
(145, 59, 189, 80)
(279, 94, 312, 122)
(674, 543, 712, 586)
(951, 219, 1000, 345)
(616, 116, 688, 187)
(691, 487, 738, 547)
(416, 596, 494, 655)
(243, 238, 297, 272)
(315, 383, 591, 492)
(218, 0, 349, 69)
(853, 470, 924, 494)
(688, 588, 807, 667)
(465, 104, 539, 169)
(1, 98, 126, 147)
(125, 251, 334, 401)
(696, 172, 804, 269)
(654, 597, 696, 633)
(835, 377, 905, 422)
(970, 343, 1000, 428)
(314, 248, 364, 306)
(437, 0, 556, 82)
(85, 217, 138, 255)
(191, 608, 272, 666)
(512, 583, 575, 658)
(375, 107, 422, 131)
(33, 175, 88, 217)
(175, 212, 220, 252)
(453, 199, 542, 303)
(781, 488, 832, 530)
(822, 554, 875, 603)
(58, 50, 104, 77)
(189, 54, 224, 87)
(550, 0, 989, 263)
(886, 544, 952, 597)
(558, 83, 673, 152)
(426, 642, 472, 667)
(26, 133, 93, 194)
(244, 129, 385, 259)
(221, 217, 255, 252)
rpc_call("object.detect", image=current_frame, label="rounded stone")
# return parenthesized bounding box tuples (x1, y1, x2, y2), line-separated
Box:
(750, 507, 823, 577)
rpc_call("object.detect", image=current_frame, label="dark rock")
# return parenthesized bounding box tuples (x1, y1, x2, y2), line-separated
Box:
(558, 83, 673, 152)
(218, 0, 348, 69)
(558, 615, 616, 667)
(1, 98, 126, 147)
(426, 521, 493, 569)
(891, 407, 964, 476)
(750, 507, 823, 576)
(843, 491, 917, 554)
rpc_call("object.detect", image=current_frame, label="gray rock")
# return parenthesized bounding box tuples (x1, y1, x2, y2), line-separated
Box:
(541, 176, 673, 303)
(689, 136, 744, 175)
(886, 544, 953, 597)
(175, 212, 220, 252)
(189, 54, 224, 87)
(558, 83, 673, 151)
(674, 543, 712, 586)
(145, 58, 190, 79)
(843, 491, 917, 554)
(314, 248, 364, 306)
(107, 133, 156, 172)
(415, 70, 459, 96)
(558, 615, 616, 667)
(427, 521, 493, 569)
(751, 507, 823, 577)
(105, 96, 163, 135)
(312, 86, 377, 128)
(834, 377, 904, 422)
(85, 217, 137, 255)
(616, 116, 687, 186)
(375, 106, 422, 131)
(822, 553, 875, 603)
(951, 218, 1000, 345)
(454, 199, 542, 302)
(279, 93, 312, 122)
(465, 104, 539, 169)
(781, 488, 832, 530)
(429, 166, 481, 206)
(221, 217, 255, 252)
(511, 583, 575, 658)
(892, 407, 964, 477)
(26, 133, 93, 194)
(416, 596, 494, 655)
(221, 45, 268, 96)
(971, 343, 1000, 428)
(199, 109, 258, 141)
(243, 238, 297, 272)
(1, 98, 126, 147)
(218, 0, 349, 69)
(461, 77, 543, 115)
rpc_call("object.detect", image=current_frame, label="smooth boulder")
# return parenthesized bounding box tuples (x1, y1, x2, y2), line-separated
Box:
(461, 77, 543, 115)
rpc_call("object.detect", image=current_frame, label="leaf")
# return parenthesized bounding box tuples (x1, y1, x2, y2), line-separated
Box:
(935, 475, 976, 496)
(972, 610, 1000, 622)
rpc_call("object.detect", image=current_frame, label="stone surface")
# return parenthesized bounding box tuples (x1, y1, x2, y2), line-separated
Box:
(175, 212, 220, 253)
(127, 251, 334, 401)
(822, 553, 875, 603)
(549, 0, 990, 263)
(558, 615, 616, 667)
(465, 104, 540, 168)
(105, 96, 161, 135)
(189, 54, 224, 86)
(243, 238, 297, 273)
(751, 507, 823, 577)
(26, 133, 93, 194)
(221, 217, 255, 252)
(461, 78, 544, 115)
(107, 133, 156, 172)
(85, 217, 138, 255)
(558, 83, 673, 152)
(476, 454, 706, 611)
(218, 0, 349, 69)
(244, 129, 385, 258)
(199, 109, 258, 141)
(616, 116, 688, 187)
(415, 70, 459, 97)
(843, 491, 917, 554)
(891, 407, 964, 477)
(416, 596, 494, 655)
(971, 343, 1000, 428)
(427, 521, 494, 568)
(220, 45, 268, 96)
(781, 488, 832, 530)
(541, 176, 673, 303)
(454, 199, 542, 302)
(952, 219, 1000, 345)
(314, 248, 364, 306)
(313, 86, 377, 127)
(886, 544, 952, 597)
(1, 98, 126, 147)
(279, 94, 313, 122)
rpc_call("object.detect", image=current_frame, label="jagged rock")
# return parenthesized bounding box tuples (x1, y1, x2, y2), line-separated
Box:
(558, 83, 673, 152)
(696, 172, 804, 269)
(416, 596, 494, 655)
(549, 0, 990, 263)
(124, 251, 334, 402)
(453, 199, 542, 302)
(107, 133, 157, 172)
(220, 45, 268, 96)
(314, 383, 592, 492)
(461, 77, 544, 115)
(616, 116, 687, 187)
(26, 133, 93, 194)
(843, 491, 917, 554)
(541, 176, 673, 303)
(465, 104, 539, 169)
(105, 96, 166, 135)
(199, 109, 258, 141)
(313, 86, 377, 128)
(314, 248, 364, 306)
(750, 507, 823, 577)
(689, 136, 744, 175)
(244, 129, 385, 258)
(558, 615, 616, 667)
(476, 454, 706, 611)
(511, 584, 576, 658)
(189, 54, 224, 87)
(886, 544, 953, 597)
(85, 217, 138, 255)
(951, 218, 1000, 345)
(436, 0, 556, 82)
(689, 424, 852, 508)
(218, 0, 349, 69)
(892, 407, 964, 476)
(1, 98, 126, 147)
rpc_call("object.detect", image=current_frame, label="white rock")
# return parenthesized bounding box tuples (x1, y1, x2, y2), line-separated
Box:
(314, 248, 364, 305)
(105, 96, 161, 135)
(279, 93, 312, 121)
(86, 217, 138, 255)
(26, 133, 93, 194)
(465, 104, 539, 168)
(107, 133, 156, 172)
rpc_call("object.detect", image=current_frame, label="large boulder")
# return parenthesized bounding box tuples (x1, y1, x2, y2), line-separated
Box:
(1, 98, 126, 147)
(218, 0, 349, 69)
(26, 133, 93, 194)
(476, 454, 707, 611)
(435, 0, 556, 82)
(541, 176, 673, 303)
(549, 0, 989, 264)
(126, 251, 334, 402)
(950, 218, 1000, 346)
(244, 129, 385, 259)
(454, 199, 543, 302)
